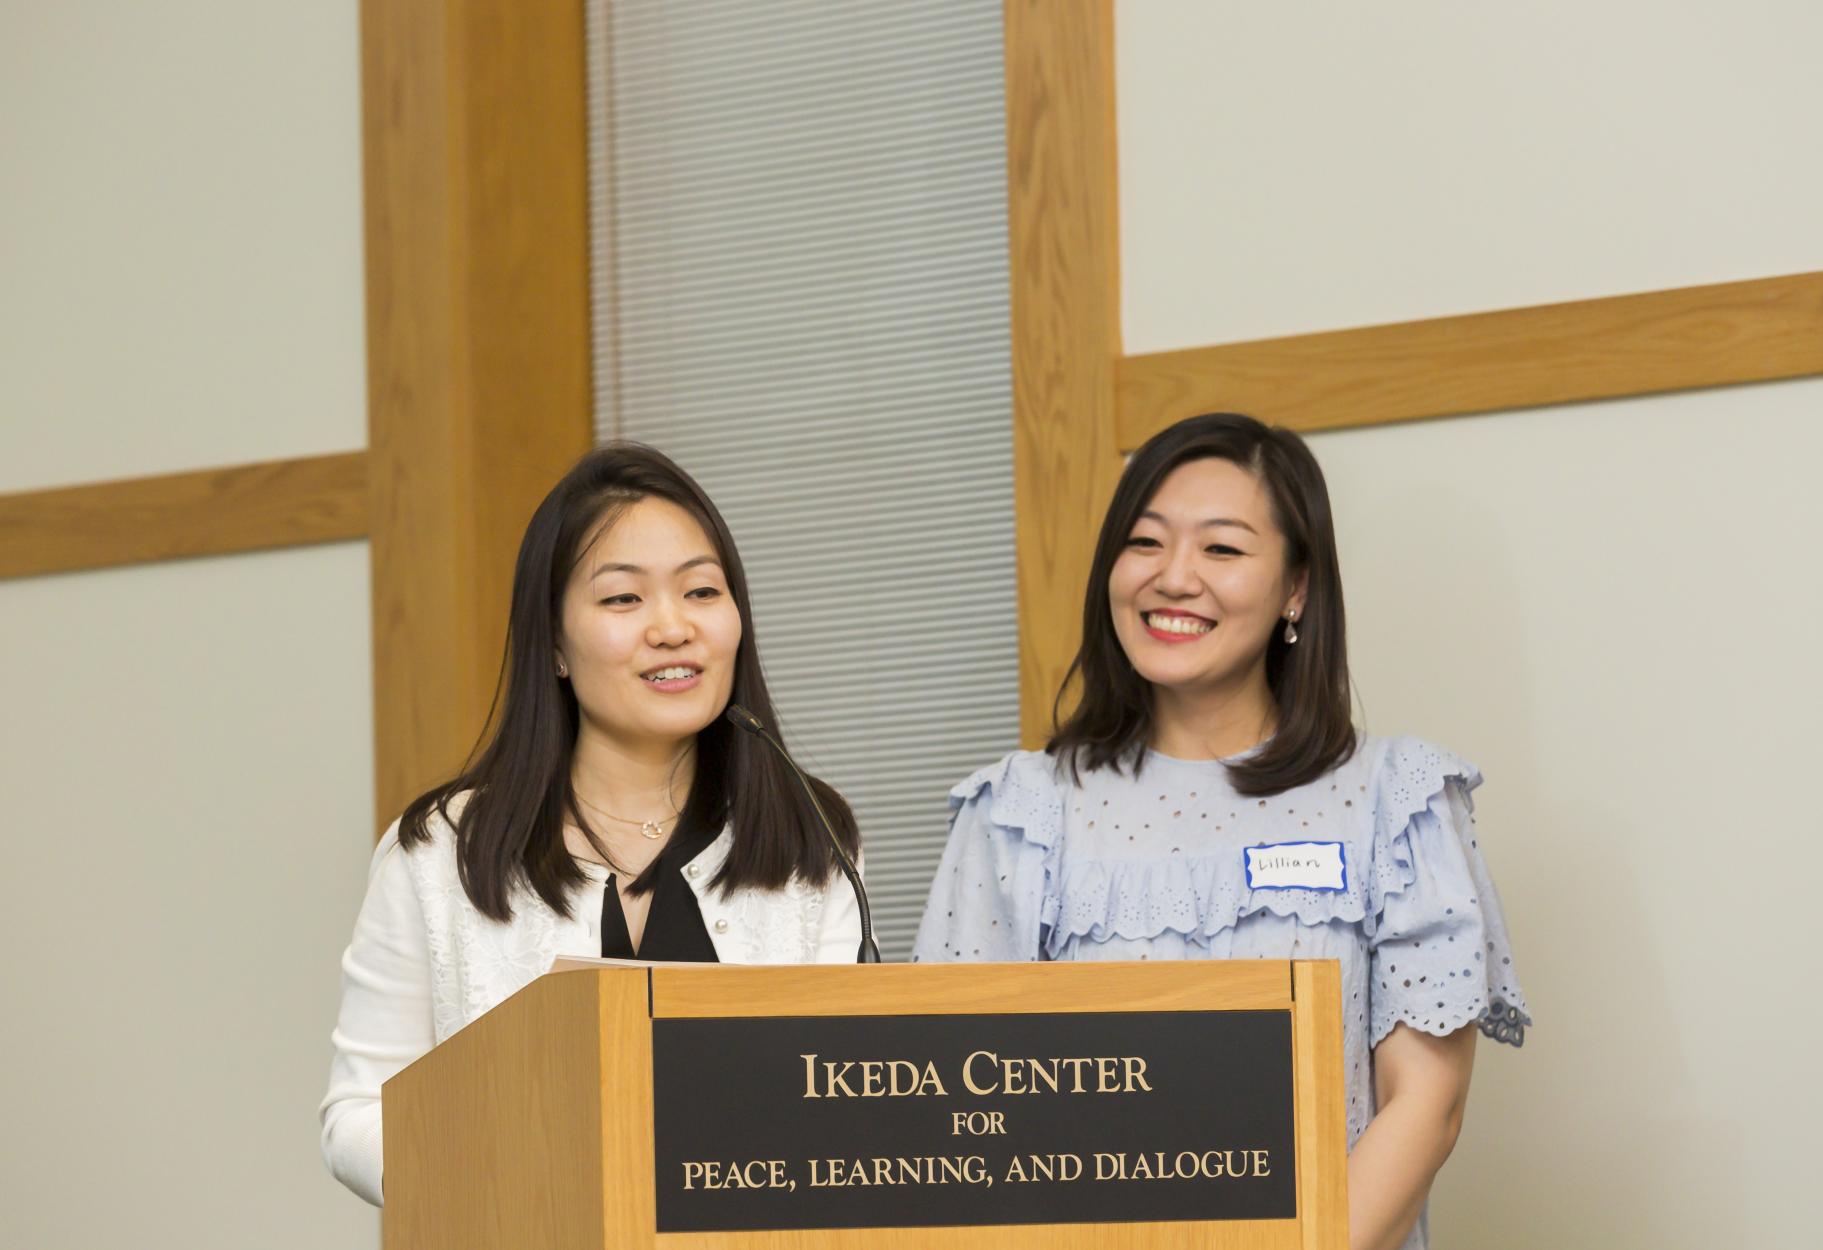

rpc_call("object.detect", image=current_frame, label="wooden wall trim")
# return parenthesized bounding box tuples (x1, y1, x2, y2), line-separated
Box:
(0, 452, 369, 581)
(362, 0, 594, 828)
(1005, 0, 1125, 749)
(1117, 271, 1823, 448)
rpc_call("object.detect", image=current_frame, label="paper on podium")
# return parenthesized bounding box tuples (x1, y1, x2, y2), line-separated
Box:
(548, 954, 757, 973)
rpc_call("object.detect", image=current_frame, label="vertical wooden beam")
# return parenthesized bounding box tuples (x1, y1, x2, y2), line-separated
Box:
(361, 0, 594, 828)
(1004, 0, 1125, 747)
(1291, 960, 1350, 1248)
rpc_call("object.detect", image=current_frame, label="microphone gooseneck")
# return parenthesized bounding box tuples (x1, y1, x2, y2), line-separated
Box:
(724, 703, 881, 963)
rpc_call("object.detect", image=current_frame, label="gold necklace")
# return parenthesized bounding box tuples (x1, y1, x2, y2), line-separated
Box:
(572, 790, 679, 840)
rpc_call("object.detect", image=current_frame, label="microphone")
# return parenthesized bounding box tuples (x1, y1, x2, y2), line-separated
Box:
(724, 703, 881, 963)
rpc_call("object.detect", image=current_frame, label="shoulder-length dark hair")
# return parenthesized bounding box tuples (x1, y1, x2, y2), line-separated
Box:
(1047, 413, 1355, 796)
(398, 443, 858, 922)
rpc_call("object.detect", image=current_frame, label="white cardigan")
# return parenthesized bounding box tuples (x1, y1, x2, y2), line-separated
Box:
(319, 805, 864, 1206)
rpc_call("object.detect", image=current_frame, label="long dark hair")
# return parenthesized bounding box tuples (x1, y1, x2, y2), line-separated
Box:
(1047, 413, 1355, 795)
(398, 443, 858, 922)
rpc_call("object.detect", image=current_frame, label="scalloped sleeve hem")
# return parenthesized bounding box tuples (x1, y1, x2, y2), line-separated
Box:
(911, 751, 1064, 963)
(1367, 738, 1532, 1050)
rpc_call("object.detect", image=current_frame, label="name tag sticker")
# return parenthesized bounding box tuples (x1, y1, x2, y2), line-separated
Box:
(1244, 841, 1347, 892)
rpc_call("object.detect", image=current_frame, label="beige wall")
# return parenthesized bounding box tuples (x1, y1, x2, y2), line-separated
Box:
(1117, 0, 1823, 353)
(0, 1, 367, 493)
(0, 3, 376, 1246)
(1118, 2, 1821, 1245)
(0, 547, 376, 1249)
(1315, 385, 1821, 1246)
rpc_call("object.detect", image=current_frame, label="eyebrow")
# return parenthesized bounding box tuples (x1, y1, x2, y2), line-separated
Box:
(590, 554, 722, 578)
(1137, 510, 1258, 535)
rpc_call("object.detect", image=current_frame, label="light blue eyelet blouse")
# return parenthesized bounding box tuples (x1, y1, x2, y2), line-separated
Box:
(911, 736, 1531, 1250)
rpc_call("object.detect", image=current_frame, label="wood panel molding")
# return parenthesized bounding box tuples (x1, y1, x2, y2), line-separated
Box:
(0, 452, 369, 581)
(1005, 0, 1126, 748)
(1118, 271, 1823, 447)
(644, 959, 1291, 1019)
(362, 0, 594, 827)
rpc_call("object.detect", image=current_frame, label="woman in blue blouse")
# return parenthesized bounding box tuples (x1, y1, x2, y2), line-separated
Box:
(914, 413, 1529, 1250)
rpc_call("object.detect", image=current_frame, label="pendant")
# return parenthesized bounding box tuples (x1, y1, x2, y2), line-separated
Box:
(640, 820, 664, 840)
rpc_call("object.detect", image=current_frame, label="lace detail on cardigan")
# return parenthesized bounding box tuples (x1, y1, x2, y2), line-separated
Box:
(404, 822, 557, 1042)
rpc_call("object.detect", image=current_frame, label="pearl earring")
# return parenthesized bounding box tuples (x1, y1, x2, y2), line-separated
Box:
(556, 657, 569, 678)
(1283, 610, 1299, 645)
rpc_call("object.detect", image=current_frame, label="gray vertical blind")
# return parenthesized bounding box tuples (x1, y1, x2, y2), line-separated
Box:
(587, 0, 1017, 958)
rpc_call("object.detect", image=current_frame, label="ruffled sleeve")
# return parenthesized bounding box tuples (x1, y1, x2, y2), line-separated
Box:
(1367, 738, 1532, 1049)
(911, 751, 1064, 962)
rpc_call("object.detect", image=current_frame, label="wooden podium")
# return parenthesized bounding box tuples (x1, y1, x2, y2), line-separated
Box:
(381, 960, 1346, 1248)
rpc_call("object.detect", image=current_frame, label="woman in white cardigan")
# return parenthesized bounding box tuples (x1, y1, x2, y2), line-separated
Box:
(320, 444, 864, 1206)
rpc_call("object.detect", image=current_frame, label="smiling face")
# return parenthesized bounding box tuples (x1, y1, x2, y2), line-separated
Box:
(1108, 456, 1307, 701)
(556, 496, 743, 753)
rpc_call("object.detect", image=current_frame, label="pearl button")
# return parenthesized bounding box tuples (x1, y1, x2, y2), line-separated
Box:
(713, 919, 728, 933)
(685, 864, 700, 879)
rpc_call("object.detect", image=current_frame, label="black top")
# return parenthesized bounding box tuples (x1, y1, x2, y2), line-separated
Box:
(599, 825, 720, 962)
